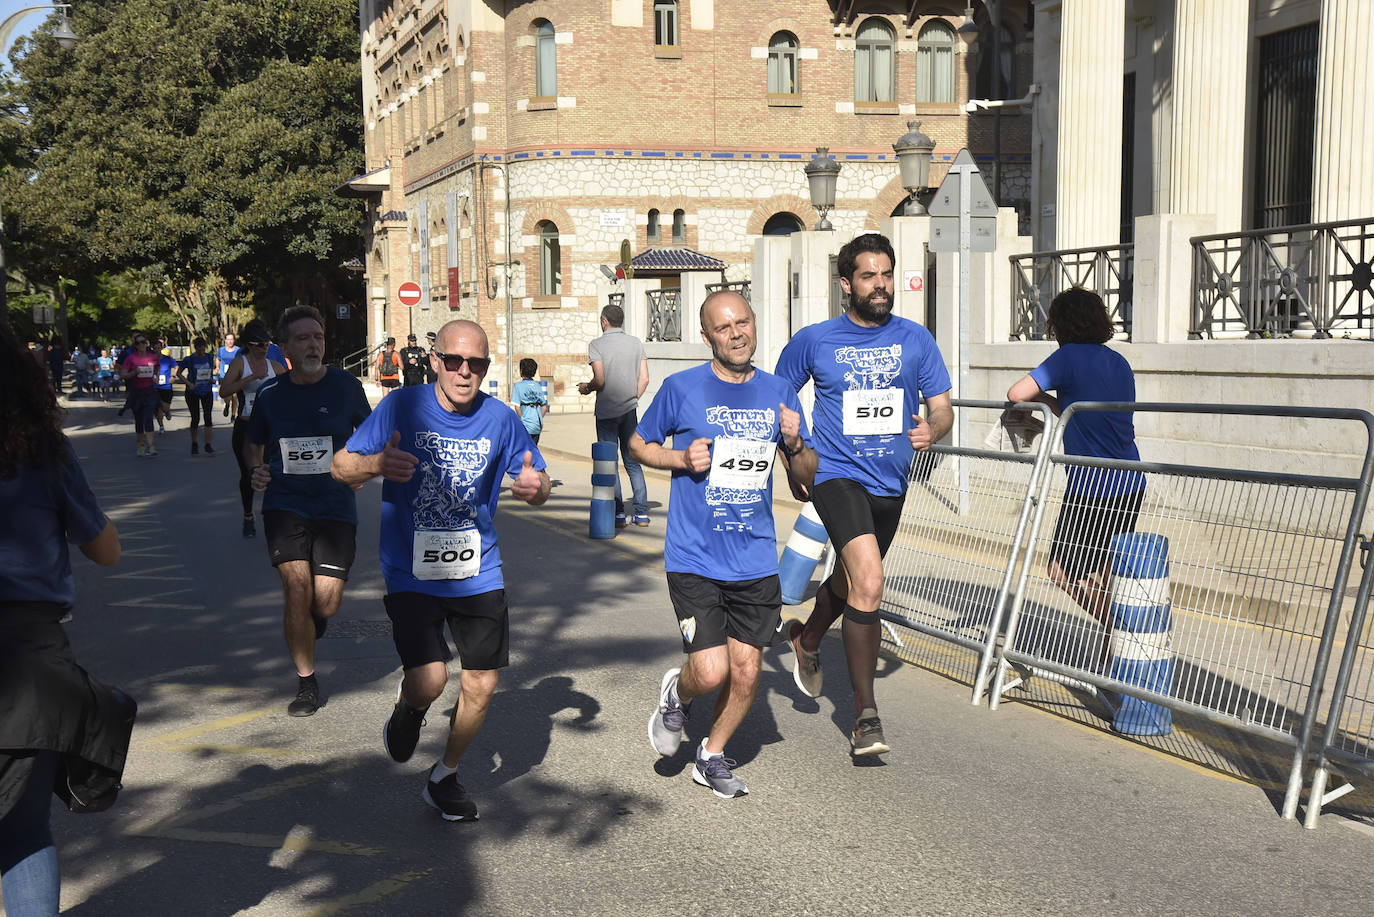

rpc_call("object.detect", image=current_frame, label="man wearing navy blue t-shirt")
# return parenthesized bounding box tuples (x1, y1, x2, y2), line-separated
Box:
(775, 232, 953, 756)
(632, 291, 815, 798)
(333, 319, 550, 822)
(244, 306, 372, 718)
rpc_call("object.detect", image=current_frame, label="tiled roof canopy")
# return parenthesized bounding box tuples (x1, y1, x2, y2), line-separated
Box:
(626, 248, 726, 273)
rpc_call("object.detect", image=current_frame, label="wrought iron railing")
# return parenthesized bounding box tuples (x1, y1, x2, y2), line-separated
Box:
(646, 289, 682, 342)
(705, 280, 752, 302)
(1009, 244, 1133, 340)
(1191, 217, 1374, 339)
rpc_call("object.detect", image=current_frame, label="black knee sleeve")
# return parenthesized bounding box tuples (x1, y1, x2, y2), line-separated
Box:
(842, 604, 879, 625)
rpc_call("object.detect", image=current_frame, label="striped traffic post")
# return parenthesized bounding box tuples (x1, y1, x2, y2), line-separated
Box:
(589, 441, 617, 539)
(487, 379, 499, 400)
(779, 502, 830, 605)
(1107, 532, 1174, 736)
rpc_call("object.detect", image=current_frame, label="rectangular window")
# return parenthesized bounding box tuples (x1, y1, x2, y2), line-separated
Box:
(654, 1, 678, 48)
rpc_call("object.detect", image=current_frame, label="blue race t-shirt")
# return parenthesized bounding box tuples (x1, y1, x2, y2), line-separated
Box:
(511, 378, 547, 436)
(1028, 343, 1144, 498)
(179, 353, 216, 396)
(0, 443, 107, 607)
(217, 345, 239, 378)
(156, 355, 177, 390)
(774, 313, 951, 498)
(637, 363, 810, 581)
(346, 387, 546, 598)
(244, 367, 373, 524)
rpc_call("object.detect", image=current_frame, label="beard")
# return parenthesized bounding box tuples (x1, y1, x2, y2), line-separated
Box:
(712, 341, 754, 374)
(850, 287, 893, 323)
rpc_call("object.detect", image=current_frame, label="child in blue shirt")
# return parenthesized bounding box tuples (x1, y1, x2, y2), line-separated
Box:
(509, 358, 548, 443)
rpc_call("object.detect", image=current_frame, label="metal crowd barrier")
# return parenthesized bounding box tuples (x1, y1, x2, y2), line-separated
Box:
(876, 400, 1374, 829)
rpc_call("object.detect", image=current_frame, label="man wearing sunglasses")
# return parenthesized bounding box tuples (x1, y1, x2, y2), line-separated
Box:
(334, 319, 550, 822)
(242, 306, 373, 718)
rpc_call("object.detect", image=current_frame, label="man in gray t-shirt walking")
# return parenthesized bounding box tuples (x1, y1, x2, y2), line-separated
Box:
(578, 304, 650, 526)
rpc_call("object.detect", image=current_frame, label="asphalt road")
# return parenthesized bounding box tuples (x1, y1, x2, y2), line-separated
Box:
(11, 396, 1374, 916)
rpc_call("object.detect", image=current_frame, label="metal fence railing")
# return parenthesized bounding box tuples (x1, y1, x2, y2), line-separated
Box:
(1190, 216, 1374, 339)
(1009, 243, 1134, 341)
(873, 400, 1374, 829)
(646, 289, 682, 342)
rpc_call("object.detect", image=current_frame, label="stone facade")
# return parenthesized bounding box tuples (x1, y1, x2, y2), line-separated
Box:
(355, 0, 1034, 404)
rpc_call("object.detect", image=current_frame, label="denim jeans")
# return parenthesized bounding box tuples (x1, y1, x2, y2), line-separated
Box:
(0, 751, 60, 917)
(595, 409, 648, 517)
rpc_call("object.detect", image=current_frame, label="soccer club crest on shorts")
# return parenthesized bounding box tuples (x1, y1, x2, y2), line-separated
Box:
(679, 617, 697, 643)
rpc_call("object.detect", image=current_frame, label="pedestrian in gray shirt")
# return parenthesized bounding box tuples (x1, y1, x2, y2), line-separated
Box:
(578, 304, 650, 526)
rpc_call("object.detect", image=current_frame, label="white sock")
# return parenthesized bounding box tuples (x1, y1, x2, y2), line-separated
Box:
(699, 738, 720, 760)
(430, 760, 457, 781)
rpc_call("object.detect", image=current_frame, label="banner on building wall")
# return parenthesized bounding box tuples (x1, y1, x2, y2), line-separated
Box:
(446, 191, 460, 306)
(417, 198, 431, 309)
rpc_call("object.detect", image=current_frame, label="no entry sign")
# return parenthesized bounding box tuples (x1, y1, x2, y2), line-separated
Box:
(398, 281, 423, 306)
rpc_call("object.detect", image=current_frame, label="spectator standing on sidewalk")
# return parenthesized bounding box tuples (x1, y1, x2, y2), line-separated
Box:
(0, 322, 131, 917)
(1007, 287, 1145, 668)
(400, 333, 428, 387)
(577, 304, 650, 527)
(510, 358, 548, 444)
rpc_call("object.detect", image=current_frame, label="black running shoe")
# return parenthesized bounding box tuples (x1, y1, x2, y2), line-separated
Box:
(383, 692, 429, 763)
(288, 674, 319, 717)
(191, 442, 199, 455)
(222, 402, 230, 417)
(242, 516, 256, 538)
(423, 765, 478, 821)
(204, 443, 215, 455)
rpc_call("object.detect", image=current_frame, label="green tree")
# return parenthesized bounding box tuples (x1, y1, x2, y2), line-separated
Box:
(5, 0, 364, 340)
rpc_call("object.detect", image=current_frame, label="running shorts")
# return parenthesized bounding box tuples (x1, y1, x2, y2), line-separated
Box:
(1048, 489, 1145, 581)
(665, 572, 782, 651)
(262, 510, 357, 580)
(383, 590, 509, 671)
(809, 477, 905, 557)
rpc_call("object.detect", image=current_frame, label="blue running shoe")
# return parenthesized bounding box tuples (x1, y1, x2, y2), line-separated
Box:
(648, 668, 688, 756)
(692, 749, 748, 798)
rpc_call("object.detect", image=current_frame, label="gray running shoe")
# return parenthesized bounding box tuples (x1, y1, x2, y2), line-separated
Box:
(851, 707, 890, 755)
(692, 751, 749, 798)
(787, 620, 823, 698)
(648, 668, 688, 756)
(423, 765, 478, 821)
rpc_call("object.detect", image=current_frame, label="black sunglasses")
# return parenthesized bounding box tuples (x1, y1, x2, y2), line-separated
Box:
(433, 351, 491, 374)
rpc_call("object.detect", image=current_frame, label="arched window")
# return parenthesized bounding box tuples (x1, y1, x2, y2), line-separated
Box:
(855, 18, 895, 103)
(647, 208, 661, 243)
(535, 20, 556, 98)
(537, 221, 561, 295)
(654, 0, 679, 47)
(762, 212, 804, 236)
(916, 20, 956, 103)
(975, 23, 1015, 100)
(768, 31, 798, 95)
(672, 209, 686, 243)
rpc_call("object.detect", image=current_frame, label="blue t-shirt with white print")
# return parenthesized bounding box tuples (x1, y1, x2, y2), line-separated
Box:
(774, 312, 950, 498)
(346, 386, 545, 598)
(636, 363, 810, 581)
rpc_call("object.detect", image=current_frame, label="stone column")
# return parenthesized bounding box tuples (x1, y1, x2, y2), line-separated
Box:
(1053, 0, 1125, 251)
(1311, 0, 1374, 223)
(1165, 0, 1248, 232)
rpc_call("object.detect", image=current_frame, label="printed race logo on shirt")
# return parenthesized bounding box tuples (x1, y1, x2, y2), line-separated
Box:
(835, 344, 904, 438)
(702, 405, 775, 530)
(409, 432, 493, 581)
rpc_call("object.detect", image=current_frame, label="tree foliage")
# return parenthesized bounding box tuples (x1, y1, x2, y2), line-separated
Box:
(3, 0, 364, 340)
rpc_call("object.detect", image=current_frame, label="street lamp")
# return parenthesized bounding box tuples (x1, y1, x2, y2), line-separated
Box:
(803, 147, 841, 231)
(0, 5, 78, 335)
(892, 121, 935, 216)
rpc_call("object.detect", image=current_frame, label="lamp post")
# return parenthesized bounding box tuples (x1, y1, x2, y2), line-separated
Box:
(802, 147, 841, 231)
(892, 121, 935, 215)
(0, 5, 78, 336)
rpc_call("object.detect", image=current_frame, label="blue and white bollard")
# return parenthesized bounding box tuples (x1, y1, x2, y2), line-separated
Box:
(589, 441, 617, 539)
(1107, 532, 1174, 736)
(488, 379, 499, 400)
(539, 379, 548, 400)
(779, 502, 830, 605)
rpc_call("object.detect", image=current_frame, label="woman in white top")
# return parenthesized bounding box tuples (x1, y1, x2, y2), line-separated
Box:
(219, 320, 287, 538)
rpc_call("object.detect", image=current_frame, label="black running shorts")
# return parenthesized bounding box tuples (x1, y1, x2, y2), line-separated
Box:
(157, 389, 174, 405)
(262, 510, 357, 580)
(809, 477, 905, 557)
(665, 572, 783, 652)
(1048, 489, 1145, 581)
(383, 590, 509, 671)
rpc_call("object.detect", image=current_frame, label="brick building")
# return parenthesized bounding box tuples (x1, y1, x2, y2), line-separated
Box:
(348, 0, 1032, 406)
